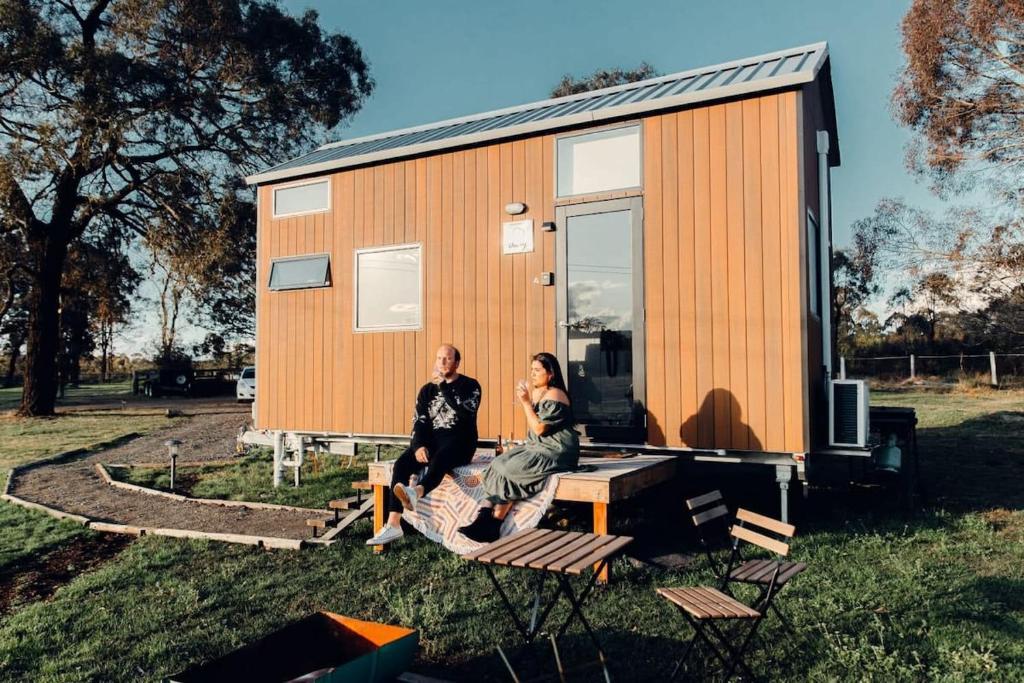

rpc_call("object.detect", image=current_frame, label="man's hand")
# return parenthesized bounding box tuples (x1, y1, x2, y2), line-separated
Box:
(415, 446, 429, 463)
(431, 364, 444, 385)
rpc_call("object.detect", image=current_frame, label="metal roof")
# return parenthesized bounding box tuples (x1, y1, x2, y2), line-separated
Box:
(247, 42, 834, 186)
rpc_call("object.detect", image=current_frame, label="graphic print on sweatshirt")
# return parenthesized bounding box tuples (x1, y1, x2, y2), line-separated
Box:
(428, 391, 457, 430)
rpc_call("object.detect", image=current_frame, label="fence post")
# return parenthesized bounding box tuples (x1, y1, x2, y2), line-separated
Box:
(990, 351, 998, 387)
(840, 356, 846, 379)
(910, 354, 915, 380)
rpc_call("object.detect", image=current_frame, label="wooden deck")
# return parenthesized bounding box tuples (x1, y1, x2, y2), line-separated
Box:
(368, 452, 676, 582)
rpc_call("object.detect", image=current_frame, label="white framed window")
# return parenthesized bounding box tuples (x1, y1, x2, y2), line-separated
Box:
(807, 209, 821, 316)
(556, 124, 641, 198)
(268, 253, 331, 291)
(272, 178, 330, 218)
(354, 244, 422, 331)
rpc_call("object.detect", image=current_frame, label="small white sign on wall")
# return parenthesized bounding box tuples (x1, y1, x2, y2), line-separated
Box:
(502, 219, 534, 255)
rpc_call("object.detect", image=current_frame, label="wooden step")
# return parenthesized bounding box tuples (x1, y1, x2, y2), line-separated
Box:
(328, 496, 362, 511)
(306, 517, 329, 538)
(351, 480, 372, 491)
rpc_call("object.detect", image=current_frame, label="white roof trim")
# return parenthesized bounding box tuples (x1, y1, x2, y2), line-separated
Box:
(247, 42, 829, 186)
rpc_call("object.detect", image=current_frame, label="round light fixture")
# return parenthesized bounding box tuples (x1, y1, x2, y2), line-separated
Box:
(505, 202, 527, 215)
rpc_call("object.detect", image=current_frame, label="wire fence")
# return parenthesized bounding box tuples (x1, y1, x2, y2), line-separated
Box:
(840, 352, 1024, 388)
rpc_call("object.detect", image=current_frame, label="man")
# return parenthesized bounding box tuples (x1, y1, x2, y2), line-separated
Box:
(367, 344, 481, 545)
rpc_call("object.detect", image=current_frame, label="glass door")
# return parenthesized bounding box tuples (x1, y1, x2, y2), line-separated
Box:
(556, 197, 645, 442)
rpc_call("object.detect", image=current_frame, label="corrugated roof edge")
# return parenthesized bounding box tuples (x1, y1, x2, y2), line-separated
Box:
(247, 42, 832, 186)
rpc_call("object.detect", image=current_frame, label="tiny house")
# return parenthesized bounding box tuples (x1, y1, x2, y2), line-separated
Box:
(245, 42, 841, 462)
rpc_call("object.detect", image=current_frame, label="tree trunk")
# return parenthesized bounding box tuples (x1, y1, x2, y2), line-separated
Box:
(100, 319, 110, 383)
(19, 237, 68, 416)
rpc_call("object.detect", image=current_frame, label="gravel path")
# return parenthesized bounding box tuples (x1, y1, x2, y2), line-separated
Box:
(9, 404, 330, 540)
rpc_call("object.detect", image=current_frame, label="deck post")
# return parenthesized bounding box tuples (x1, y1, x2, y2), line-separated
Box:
(910, 354, 915, 380)
(775, 465, 793, 523)
(372, 484, 387, 554)
(272, 430, 284, 488)
(839, 356, 846, 379)
(990, 351, 998, 386)
(593, 502, 610, 584)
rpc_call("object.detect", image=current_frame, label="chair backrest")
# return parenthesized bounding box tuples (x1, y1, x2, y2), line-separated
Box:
(686, 489, 728, 524)
(685, 490, 732, 575)
(730, 508, 794, 557)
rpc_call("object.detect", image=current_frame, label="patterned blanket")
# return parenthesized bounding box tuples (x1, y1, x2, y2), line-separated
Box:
(400, 453, 561, 555)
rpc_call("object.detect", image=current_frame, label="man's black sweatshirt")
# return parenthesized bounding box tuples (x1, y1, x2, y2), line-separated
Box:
(409, 374, 481, 454)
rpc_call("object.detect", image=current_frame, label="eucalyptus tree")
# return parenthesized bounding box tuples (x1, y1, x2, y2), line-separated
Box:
(0, 0, 373, 415)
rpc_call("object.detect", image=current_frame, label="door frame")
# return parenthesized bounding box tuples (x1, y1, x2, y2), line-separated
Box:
(555, 196, 646, 442)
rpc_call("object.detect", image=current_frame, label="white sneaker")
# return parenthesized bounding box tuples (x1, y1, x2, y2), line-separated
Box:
(394, 484, 419, 512)
(366, 523, 404, 545)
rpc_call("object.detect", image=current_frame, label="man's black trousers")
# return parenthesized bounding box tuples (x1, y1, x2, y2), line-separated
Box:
(387, 442, 475, 514)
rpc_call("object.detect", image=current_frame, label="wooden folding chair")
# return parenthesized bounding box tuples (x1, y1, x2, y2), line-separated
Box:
(686, 492, 806, 632)
(659, 508, 798, 680)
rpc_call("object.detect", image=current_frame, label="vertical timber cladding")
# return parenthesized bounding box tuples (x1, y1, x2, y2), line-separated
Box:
(257, 138, 556, 439)
(256, 90, 807, 453)
(641, 91, 807, 453)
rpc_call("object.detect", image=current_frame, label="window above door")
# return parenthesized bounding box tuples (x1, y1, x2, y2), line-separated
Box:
(556, 124, 642, 198)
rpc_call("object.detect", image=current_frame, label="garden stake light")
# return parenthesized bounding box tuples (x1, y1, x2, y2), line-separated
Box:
(164, 439, 182, 491)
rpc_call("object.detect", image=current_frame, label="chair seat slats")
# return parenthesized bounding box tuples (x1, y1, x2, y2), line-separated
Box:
(657, 586, 759, 619)
(729, 559, 807, 585)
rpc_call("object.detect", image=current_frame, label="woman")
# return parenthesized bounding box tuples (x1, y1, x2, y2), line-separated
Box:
(458, 352, 580, 543)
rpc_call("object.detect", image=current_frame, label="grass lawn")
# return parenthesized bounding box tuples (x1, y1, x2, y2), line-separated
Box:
(0, 380, 135, 412)
(0, 389, 1021, 680)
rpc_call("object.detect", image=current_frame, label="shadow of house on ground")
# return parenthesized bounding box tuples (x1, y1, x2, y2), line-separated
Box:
(912, 410, 1024, 512)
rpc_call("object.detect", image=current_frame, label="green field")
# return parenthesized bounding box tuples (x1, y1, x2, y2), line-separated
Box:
(0, 388, 1021, 681)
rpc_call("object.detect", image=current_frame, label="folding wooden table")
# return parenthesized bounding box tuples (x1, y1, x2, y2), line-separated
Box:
(462, 528, 633, 681)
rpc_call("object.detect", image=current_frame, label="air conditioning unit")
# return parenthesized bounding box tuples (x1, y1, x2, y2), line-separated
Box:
(829, 379, 869, 447)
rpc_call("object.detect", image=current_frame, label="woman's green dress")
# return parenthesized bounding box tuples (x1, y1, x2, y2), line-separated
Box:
(482, 399, 580, 504)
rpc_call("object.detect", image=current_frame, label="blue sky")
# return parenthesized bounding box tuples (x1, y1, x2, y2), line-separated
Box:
(130, 1, 938, 355)
(288, 0, 937, 248)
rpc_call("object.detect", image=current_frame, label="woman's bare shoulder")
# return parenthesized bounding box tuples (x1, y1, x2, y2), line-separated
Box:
(542, 388, 570, 405)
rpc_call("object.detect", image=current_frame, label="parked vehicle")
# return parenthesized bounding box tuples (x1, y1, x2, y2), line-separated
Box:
(236, 366, 255, 402)
(133, 367, 194, 398)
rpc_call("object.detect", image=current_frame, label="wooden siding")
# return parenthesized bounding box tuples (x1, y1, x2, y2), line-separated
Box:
(256, 90, 809, 453)
(642, 91, 807, 453)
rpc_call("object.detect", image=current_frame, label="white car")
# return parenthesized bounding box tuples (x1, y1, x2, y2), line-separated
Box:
(236, 366, 255, 402)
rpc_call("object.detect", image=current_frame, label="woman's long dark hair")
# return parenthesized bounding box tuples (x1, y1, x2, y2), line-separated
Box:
(533, 352, 568, 395)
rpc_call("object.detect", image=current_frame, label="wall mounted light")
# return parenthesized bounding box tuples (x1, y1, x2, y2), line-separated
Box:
(541, 221, 556, 232)
(505, 202, 527, 215)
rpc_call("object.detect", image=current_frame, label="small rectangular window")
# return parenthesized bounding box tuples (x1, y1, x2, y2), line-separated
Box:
(557, 125, 641, 197)
(269, 254, 331, 291)
(807, 210, 821, 316)
(273, 179, 330, 218)
(355, 244, 421, 331)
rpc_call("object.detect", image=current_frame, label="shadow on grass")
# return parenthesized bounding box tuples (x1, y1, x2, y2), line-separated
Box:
(943, 576, 1024, 638)
(427, 629, 694, 682)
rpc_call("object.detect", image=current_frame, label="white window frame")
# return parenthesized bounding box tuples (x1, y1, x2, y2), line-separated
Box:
(353, 242, 423, 332)
(268, 252, 332, 291)
(272, 177, 331, 219)
(554, 122, 644, 199)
